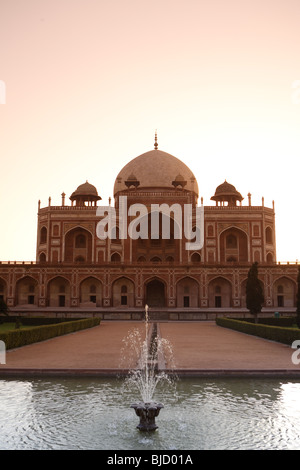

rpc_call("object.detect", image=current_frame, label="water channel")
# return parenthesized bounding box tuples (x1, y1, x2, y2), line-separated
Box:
(0, 376, 300, 450)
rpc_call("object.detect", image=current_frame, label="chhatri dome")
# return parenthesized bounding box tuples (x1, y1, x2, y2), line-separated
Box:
(211, 180, 243, 206)
(113, 133, 199, 197)
(70, 181, 101, 206)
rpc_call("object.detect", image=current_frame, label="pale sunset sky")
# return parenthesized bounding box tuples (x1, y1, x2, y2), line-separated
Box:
(0, 0, 300, 261)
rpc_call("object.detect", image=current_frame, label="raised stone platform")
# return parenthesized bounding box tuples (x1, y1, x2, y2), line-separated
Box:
(1, 321, 300, 378)
(7, 307, 296, 322)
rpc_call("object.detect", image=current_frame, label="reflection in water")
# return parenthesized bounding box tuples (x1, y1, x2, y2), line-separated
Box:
(0, 378, 299, 450)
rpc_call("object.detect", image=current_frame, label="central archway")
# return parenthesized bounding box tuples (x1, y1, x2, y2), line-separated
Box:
(145, 279, 165, 308)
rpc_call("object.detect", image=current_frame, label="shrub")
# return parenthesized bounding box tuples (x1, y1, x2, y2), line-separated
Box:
(216, 317, 300, 345)
(236, 317, 296, 327)
(0, 318, 100, 350)
(246, 262, 264, 322)
(0, 316, 84, 326)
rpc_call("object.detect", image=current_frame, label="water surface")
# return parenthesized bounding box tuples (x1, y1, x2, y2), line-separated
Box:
(0, 377, 299, 450)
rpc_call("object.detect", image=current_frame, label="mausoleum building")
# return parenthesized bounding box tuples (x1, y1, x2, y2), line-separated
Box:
(0, 136, 298, 320)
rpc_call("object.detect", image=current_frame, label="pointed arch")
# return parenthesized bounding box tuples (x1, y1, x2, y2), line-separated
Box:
(0, 277, 7, 303)
(111, 252, 121, 262)
(16, 275, 38, 306)
(219, 226, 249, 263)
(47, 276, 71, 307)
(208, 276, 232, 308)
(40, 226, 47, 244)
(112, 276, 135, 307)
(265, 226, 273, 244)
(190, 252, 201, 263)
(150, 256, 161, 263)
(272, 276, 296, 308)
(176, 276, 199, 307)
(39, 252, 47, 263)
(79, 276, 102, 307)
(144, 276, 166, 308)
(64, 226, 93, 263)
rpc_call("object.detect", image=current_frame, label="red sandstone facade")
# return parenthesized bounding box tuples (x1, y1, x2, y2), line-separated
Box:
(0, 141, 298, 319)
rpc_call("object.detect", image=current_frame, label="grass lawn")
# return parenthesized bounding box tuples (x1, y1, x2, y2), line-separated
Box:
(0, 322, 38, 333)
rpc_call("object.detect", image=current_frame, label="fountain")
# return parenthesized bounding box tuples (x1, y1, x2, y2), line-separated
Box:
(130, 401, 164, 432)
(2, 305, 300, 448)
(1, 377, 300, 449)
(123, 305, 175, 432)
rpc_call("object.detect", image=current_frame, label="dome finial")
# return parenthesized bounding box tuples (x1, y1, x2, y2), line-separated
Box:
(154, 130, 158, 150)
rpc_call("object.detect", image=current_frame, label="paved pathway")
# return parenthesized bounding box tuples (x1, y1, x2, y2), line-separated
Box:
(1, 321, 300, 377)
(159, 322, 300, 374)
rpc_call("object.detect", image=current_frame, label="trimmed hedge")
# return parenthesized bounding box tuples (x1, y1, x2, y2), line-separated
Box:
(235, 317, 296, 327)
(216, 317, 300, 345)
(0, 318, 100, 350)
(0, 316, 84, 326)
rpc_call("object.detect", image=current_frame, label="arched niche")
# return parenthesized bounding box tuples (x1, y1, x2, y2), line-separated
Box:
(0, 278, 7, 303)
(208, 276, 232, 308)
(220, 227, 248, 263)
(64, 227, 93, 263)
(47, 276, 71, 307)
(111, 252, 121, 262)
(176, 277, 199, 308)
(16, 276, 38, 306)
(273, 277, 296, 308)
(112, 277, 135, 307)
(145, 278, 166, 308)
(80, 277, 102, 307)
(40, 226, 47, 244)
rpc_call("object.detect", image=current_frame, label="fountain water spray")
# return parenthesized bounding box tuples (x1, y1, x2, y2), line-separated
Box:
(122, 304, 176, 431)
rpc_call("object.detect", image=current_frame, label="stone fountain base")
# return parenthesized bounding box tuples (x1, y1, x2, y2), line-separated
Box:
(131, 402, 164, 431)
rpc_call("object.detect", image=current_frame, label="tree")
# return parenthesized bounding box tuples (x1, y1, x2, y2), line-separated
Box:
(296, 266, 300, 328)
(246, 262, 264, 323)
(0, 298, 9, 324)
